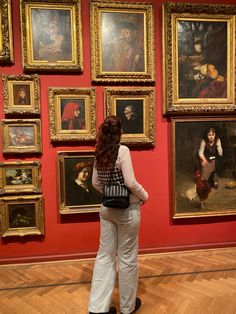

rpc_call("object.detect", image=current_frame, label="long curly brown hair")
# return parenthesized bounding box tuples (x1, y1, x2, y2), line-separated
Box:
(95, 116, 122, 169)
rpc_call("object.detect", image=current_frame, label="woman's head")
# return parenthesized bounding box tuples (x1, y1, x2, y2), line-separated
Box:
(95, 116, 122, 168)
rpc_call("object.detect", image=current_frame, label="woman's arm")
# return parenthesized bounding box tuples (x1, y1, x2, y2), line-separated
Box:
(92, 164, 103, 194)
(119, 146, 148, 202)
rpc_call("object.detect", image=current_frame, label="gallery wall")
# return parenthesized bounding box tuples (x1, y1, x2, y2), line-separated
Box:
(1, 0, 236, 264)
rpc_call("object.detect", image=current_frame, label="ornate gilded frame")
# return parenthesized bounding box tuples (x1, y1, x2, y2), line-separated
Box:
(105, 87, 155, 146)
(90, 0, 155, 83)
(0, 0, 14, 64)
(0, 160, 41, 195)
(163, 2, 236, 115)
(2, 74, 40, 115)
(20, 0, 83, 72)
(0, 195, 44, 237)
(1, 119, 42, 154)
(48, 87, 96, 142)
(172, 116, 236, 218)
(57, 151, 102, 214)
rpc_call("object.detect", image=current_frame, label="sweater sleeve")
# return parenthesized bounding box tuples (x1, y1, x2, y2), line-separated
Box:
(92, 164, 103, 194)
(119, 146, 148, 202)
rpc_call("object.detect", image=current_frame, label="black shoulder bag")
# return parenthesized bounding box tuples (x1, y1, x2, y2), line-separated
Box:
(103, 169, 130, 209)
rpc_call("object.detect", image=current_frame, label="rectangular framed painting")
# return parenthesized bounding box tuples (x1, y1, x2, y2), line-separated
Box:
(105, 87, 155, 146)
(0, 195, 44, 237)
(20, 0, 83, 72)
(48, 87, 96, 142)
(0, 161, 41, 195)
(162, 2, 236, 115)
(57, 151, 102, 214)
(90, 0, 155, 83)
(2, 74, 40, 115)
(0, 0, 14, 64)
(172, 116, 236, 218)
(1, 119, 42, 154)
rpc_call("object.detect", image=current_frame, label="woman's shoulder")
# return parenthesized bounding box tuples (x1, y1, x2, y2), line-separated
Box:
(119, 144, 130, 153)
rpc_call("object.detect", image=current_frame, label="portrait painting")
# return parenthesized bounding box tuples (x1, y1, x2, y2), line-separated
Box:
(115, 99, 144, 135)
(0, 195, 44, 237)
(20, 0, 83, 71)
(13, 84, 31, 106)
(57, 151, 102, 214)
(1, 119, 42, 154)
(2, 74, 40, 115)
(90, 0, 155, 83)
(162, 2, 236, 114)
(101, 12, 145, 73)
(60, 98, 85, 131)
(0, 0, 14, 64)
(0, 161, 41, 194)
(105, 87, 155, 146)
(172, 117, 236, 218)
(48, 88, 96, 142)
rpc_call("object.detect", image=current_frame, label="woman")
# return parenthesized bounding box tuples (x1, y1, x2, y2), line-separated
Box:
(88, 116, 148, 314)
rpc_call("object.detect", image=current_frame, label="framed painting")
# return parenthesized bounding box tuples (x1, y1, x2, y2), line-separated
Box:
(0, 195, 44, 237)
(0, 0, 14, 63)
(2, 74, 40, 115)
(105, 87, 155, 146)
(48, 87, 96, 142)
(20, 0, 83, 72)
(0, 160, 41, 195)
(172, 116, 236, 218)
(57, 151, 102, 214)
(90, 0, 155, 83)
(162, 2, 236, 115)
(1, 119, 42, 154)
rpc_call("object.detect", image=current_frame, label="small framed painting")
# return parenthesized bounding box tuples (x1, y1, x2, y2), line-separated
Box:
(2, 74, 40, 115)
(48, 87, 96, 142)
(1, 119, 42, 154)
(0, 195, 44, 237)
(105, 87, 155, 146)
(0, 161, 41, 195)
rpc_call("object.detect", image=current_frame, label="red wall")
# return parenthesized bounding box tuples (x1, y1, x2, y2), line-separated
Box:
(1, 0, 236, 264)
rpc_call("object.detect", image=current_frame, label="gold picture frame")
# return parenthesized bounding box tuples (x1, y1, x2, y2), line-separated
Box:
(172, 116, 236, 219)
(162, 2, 236, 115)
(57, 151, 102, 214)
(0, 160, 41, 195)
(48, 87, 96, 142)
(0, 195, 44, 237)
(20, 0, 83, 72)
(90, 0, 155, 83)
(1, 119, 42, 154)
(0, 0, 14, 64)
(2, 74, 40, 115)
(105, 87, 155, 146)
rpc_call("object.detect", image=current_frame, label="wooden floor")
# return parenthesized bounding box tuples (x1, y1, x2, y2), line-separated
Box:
(1, 247, 236, 313)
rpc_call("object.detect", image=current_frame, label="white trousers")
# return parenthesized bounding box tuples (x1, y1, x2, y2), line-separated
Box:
(88, 203, 140, 314)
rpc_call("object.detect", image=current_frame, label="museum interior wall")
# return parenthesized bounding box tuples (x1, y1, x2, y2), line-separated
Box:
(1, 0, 236, 264)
